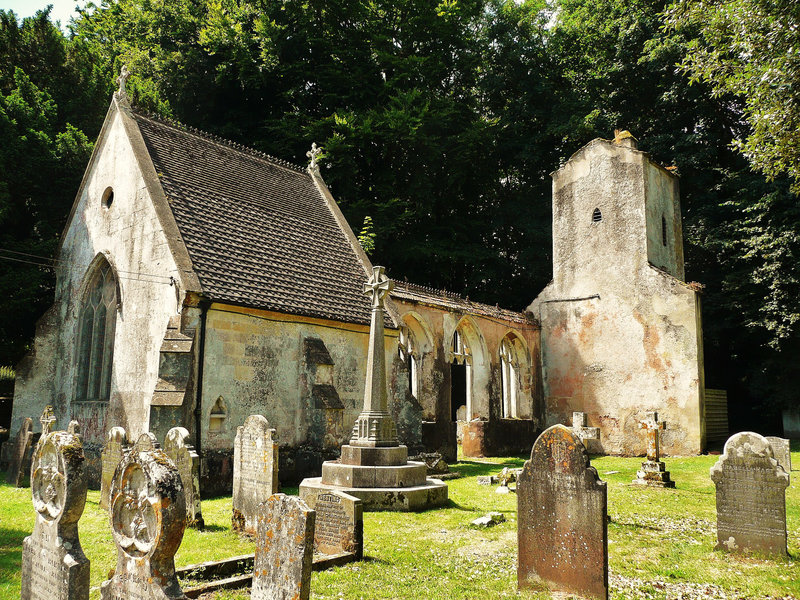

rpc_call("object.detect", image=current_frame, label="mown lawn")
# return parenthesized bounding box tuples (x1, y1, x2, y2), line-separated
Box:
(1, 446, 798, 600)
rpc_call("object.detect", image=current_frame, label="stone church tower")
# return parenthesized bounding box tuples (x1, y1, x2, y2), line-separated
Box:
(529, 133, 705, 456)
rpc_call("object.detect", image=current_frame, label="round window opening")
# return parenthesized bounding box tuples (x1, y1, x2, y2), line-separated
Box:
(102, 187, 114, 209)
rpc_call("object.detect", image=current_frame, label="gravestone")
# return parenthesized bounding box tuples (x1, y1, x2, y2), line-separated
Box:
(300, 488, 363, 559)
(100, 427, 128, 510)
(765, 436, 791, 476)
(164, 427, 204, 528)
(517, 424, 608, 600)
(6, 417, 34, 486)
(100, 433, 187, 600)
(21, 429, 90, 600)
(571, 411, 600, 447)
(252, 494, 315, 600)
(632, 412, 675, 488)
(710, 432, 789, 556)
(67, 420, 81, 435)
(232, 415, 278, 536)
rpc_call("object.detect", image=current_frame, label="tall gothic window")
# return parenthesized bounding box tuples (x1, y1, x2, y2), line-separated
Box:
(75, 259, 117, 401)
(398, 327, 419, 399)
(500, 336, 519, 419)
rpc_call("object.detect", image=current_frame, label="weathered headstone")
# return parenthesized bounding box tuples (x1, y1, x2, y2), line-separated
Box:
(164, 426, 204, 528)
(6, 417, 34, 486)
(252, 494, 315, 600)
(632, 412, 675, 488)
(517, 424, 608, 600)
(710, 432, 789, 556)
(21, 429, 90, 600)
(232, 415, 278, 536)
(571, 411, 600, 447)
(300, 489, 363, 559)
(100, 426, 128, 510)
(101, 433, 187, 600)
(765, 436, 791, 476)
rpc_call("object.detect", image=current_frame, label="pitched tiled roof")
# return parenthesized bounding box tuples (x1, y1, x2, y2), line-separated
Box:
(392, 281, 537, 326)
(131, 110, 378, 326)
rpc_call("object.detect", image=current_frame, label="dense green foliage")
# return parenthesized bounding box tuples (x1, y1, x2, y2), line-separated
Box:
(0, 0, 798, 425)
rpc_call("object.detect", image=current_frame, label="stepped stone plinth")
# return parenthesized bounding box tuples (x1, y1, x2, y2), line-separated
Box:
(300, 266, 448, 511)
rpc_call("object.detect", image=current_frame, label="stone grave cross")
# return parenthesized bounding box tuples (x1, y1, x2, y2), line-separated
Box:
(571, 412, 600, 447)
(40, 405, 56, 437)
(639, 412, 666, 462)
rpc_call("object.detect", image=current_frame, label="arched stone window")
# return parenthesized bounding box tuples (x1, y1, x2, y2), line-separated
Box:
(592, 207, 602, 223)
(398, 326, 420, 398)
(75, 258, 118, 402)
(499, 337, 519, 418)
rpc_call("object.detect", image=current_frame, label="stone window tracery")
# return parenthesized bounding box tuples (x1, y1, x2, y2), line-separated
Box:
(75, 259, 117, 402)
(499, 337, 519, 418)
(398, 326, 420, 399)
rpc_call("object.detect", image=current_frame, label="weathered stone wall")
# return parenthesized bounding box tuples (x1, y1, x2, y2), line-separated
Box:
(529, 138, 704, 456)
(12, 106, 186, 481)
(198, 304, 409, 490)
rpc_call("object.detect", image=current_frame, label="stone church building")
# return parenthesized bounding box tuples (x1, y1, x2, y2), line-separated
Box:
(9, 88, 705, 489)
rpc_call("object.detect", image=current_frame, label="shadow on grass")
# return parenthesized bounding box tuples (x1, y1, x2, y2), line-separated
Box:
(0, 526, 27, 572)
(199, 524, 228, 533)
(450, 458, 525, 478)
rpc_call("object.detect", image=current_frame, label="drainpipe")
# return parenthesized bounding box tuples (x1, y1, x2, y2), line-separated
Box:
(194, 299, 211, 456)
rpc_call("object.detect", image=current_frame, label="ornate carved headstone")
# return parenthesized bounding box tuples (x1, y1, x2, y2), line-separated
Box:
(299, 489, 363, 559)
(6, 417, 34, 486)
(632, 412, 675, 487)
(100, 433, 187, 600)
(164, 427, 204, 528)
(100, 427, 128, 510)
(571, 412, 600, 447)
(252, 494, 315, 600)
(232, 415, 278, 536)
(711, 432, 789, 556)
(517, 424, 608, 600)
(765, 436, 791, 477)
(21, 430, 90, 600)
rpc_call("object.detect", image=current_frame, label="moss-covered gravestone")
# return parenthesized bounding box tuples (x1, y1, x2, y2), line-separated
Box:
(517, 424, 608, 600)
(100, 427, 128, 510)
(164, 427, 204, 528)
(6, 416, 34, 487)
(711, 432, 789, 556)
(21, 429, 90, 600)
(232, 415, 278, 536)
(252, 494, 315, 600)
(101, 433, 187, 600)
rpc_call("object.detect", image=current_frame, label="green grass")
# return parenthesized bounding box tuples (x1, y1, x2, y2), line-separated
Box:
(1, 448, 798, 599)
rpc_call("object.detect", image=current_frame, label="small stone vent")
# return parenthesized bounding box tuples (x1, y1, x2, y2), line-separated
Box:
(592, 208, 602, 223)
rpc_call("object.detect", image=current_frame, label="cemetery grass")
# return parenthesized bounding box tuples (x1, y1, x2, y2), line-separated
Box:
(0, 447, 797, 600)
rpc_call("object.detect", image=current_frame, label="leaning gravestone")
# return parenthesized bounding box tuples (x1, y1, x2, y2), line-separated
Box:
(164, 427, 204, 528)
(518, 424, 608, 600)
(252, 494, 315, 600)
(6, 417, 34, 486)
(711, 431, 789, 556)
(100, 433, 187, 600)
(21, 429, 90, 600)
(232, 415, 279, 536)
(765, 436, 791, 476)
(300, 488, 363, 559)
(100, 427, 128, 510)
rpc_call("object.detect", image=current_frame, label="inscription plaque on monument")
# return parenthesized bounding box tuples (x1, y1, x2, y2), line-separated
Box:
(21, 429, 90, 600)
(100, 433, 187, 600)
(711, 431, 789, 556)
(232, 415, 278, 536)
(164, 427, 204, 528)
(300, 488, 363, 558)
(6, 416, 34, 487)
(100, 427, 128, 510)
(517, 424, 608, 600)
(252, 494, 315, 600)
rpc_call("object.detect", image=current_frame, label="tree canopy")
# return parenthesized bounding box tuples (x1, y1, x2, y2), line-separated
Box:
(0, 0, 798, 429)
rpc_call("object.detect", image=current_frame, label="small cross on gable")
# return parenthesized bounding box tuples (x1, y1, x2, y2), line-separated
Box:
(116, 65, 129, 97)
(306, 142, 323, 170)
(363, 265, 393, 309)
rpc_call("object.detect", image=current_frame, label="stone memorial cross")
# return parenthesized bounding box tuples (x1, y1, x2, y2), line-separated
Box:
(164, 427, 204, 528)
(632, 412, 674, 487)
(232, 415, 279, 536)
(571, 411, 600, 446)
(711, 431, 789, 556)
(252, 494, 315, 600)
(100, 433, 187, 600)
(639, 412, 666, 462)
(21, 429, 90, 600)
(517, 424, 608, 600)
